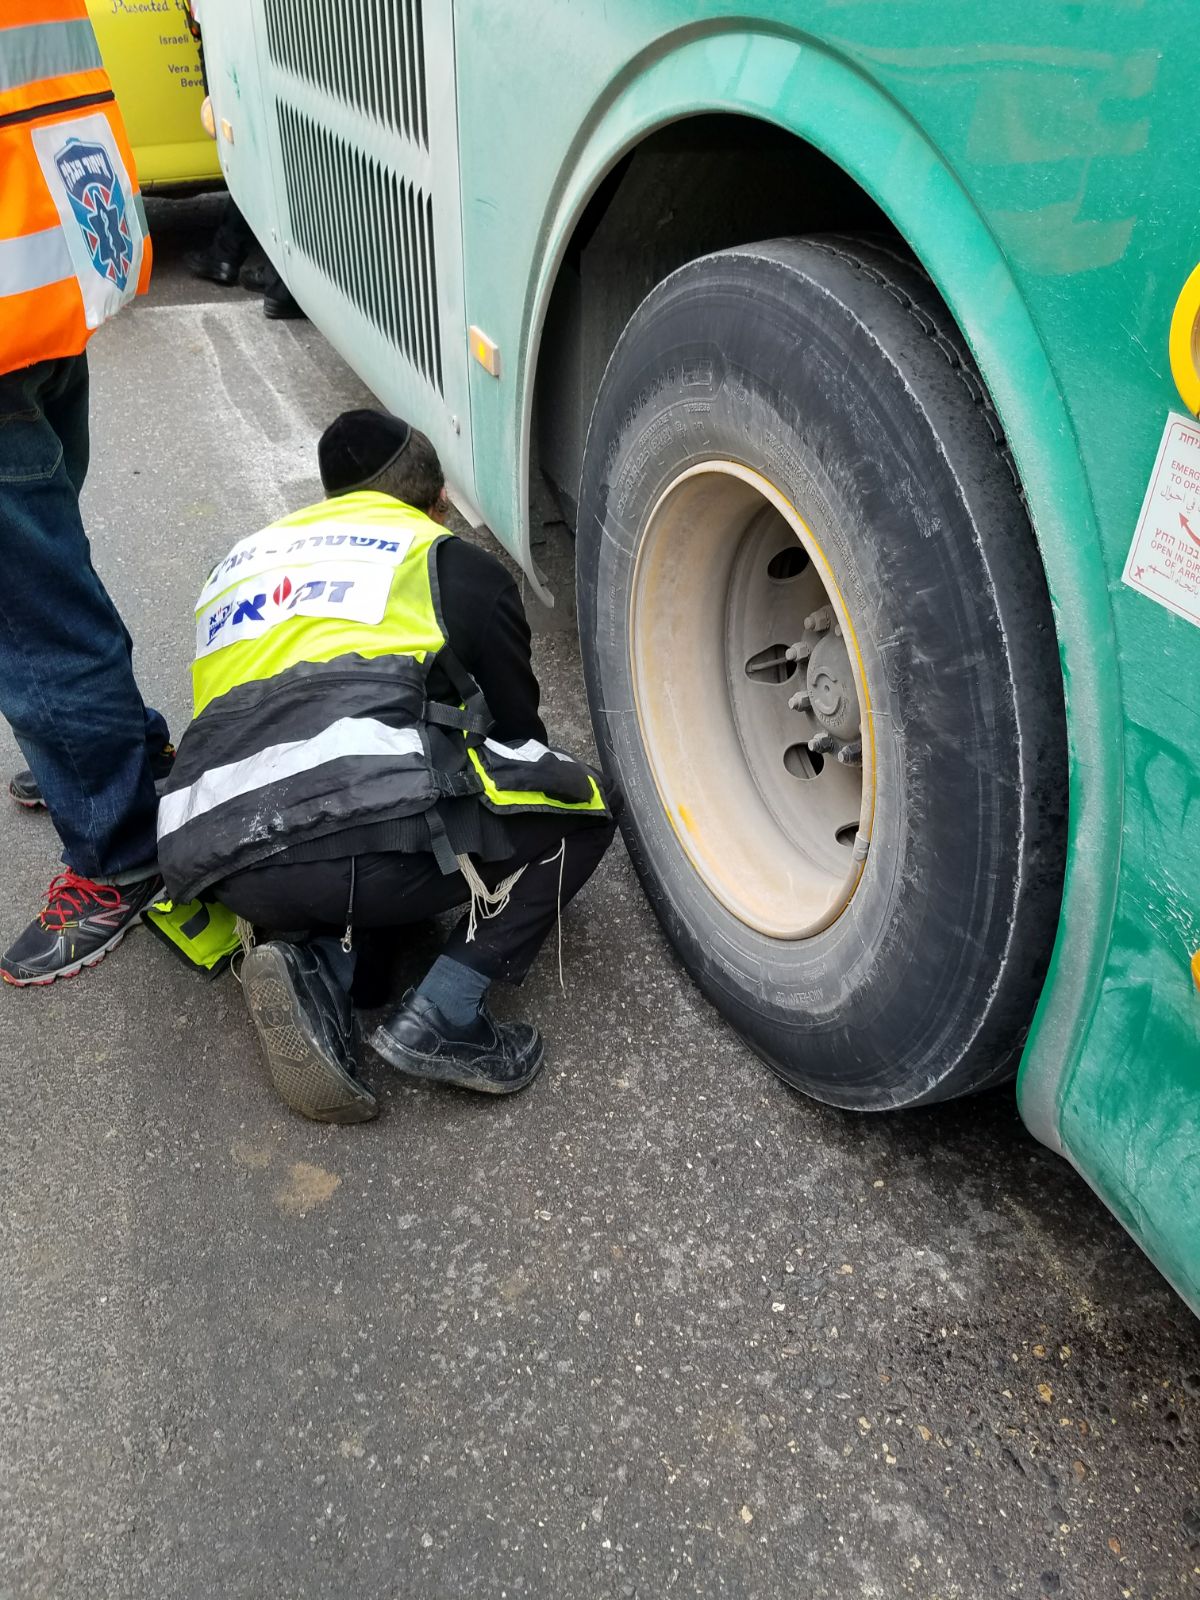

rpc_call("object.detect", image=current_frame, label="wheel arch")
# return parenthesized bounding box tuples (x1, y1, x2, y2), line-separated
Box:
(517, 24, 1119, 1146)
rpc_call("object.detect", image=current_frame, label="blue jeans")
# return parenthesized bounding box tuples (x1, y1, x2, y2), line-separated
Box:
(0, 354, 167, 878)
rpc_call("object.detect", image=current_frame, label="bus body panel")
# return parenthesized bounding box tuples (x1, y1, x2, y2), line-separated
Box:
(201, 1, 479, 514)
(202, 0, 1200, 1306)
(455, 0, 1200, 1306)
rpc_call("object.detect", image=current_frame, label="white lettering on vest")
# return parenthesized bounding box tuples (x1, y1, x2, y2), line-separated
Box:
(197, 524, 417, 610)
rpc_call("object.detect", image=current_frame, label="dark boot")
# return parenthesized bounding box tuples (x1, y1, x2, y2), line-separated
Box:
(242, 941, 377, 1124)
(263, 284, 305, 320)
(184, 243, 243, 286)
(261, 265, 305, 320)
(186, 198, 252, 285)
(369, 991, 544, 1095)
(240, 258, 270, 293)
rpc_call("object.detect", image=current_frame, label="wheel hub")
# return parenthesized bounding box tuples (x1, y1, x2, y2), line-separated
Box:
(806, 631, 860, 742)
(628, 460, 874, 939)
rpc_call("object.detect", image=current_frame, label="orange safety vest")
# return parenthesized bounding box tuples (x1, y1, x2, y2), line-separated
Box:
(0, 0, 151, 374)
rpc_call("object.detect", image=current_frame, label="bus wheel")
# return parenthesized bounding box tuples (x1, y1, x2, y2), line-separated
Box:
(576, 236, 1067, 1109)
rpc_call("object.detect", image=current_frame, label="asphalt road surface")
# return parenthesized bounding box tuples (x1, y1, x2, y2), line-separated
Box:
(1, 197, 1197, 1600)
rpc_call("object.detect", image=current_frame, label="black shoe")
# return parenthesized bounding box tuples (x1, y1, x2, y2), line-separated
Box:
(241, 941, 378, 1124)
(369, 991, 544, 1095)
(1, 870, 162, 986)
(184, 246, 242, 286)
(10, 744, 177, 811)
(264, 286, 305, 320)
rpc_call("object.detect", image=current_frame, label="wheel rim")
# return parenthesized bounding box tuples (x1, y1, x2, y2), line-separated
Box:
(629, 461, 875, 939)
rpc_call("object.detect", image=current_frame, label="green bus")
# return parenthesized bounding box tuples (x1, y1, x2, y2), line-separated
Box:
(200, 1, 1199, 1308)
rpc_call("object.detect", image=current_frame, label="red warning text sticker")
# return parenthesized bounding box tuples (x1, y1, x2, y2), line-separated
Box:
(1122, 412, 1200, 628)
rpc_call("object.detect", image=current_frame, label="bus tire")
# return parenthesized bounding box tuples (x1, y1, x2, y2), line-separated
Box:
(575, 236, 1067, 1110)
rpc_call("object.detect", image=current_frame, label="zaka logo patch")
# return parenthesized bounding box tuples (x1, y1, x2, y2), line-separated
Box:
(196, 562, 394, 657)
(54, 139, 133, 291)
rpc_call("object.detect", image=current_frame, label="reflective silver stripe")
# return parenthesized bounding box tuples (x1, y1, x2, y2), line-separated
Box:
(483, 737, 567, 763)
(0, 20, 103, 94)
(0, 224, 72, 295)
(157, 717, 424, 839)
(134, 191, 148, 237)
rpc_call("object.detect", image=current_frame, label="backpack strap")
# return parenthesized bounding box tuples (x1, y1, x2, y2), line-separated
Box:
(425, 643, 494, 744)
(425, 805, 461, 876)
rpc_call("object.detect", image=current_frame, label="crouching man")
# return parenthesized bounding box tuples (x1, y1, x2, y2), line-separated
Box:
(157, 410, 617, 1123)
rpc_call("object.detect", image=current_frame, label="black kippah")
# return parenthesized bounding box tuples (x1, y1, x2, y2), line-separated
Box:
(318, 409, 412, 495)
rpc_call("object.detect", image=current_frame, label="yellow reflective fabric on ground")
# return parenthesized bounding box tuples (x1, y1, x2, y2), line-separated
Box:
(146, 898, 241, 975)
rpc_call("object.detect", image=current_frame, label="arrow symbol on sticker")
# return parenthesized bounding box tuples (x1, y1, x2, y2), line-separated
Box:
(1181, 512, 1200, 547)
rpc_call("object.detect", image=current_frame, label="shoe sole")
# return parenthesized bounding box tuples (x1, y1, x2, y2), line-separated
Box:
(368, 1026, 544, 1096)
(243, 946, 377, 1125)
(1, 922, 135, 986)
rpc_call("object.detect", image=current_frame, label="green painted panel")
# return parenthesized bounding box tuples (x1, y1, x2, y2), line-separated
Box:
(1057, 706, 1199, 1310)
(206, 0, 1200, 1306)
(451, 0, 1199, 1306)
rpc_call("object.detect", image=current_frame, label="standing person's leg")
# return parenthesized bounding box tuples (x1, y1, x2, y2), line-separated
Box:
(261, 264, 304, 321)
(9, 357, 173, 809)
(185, 197, 254, 286)
(212, 199, 255, 267)
(0, 356, 165, 985)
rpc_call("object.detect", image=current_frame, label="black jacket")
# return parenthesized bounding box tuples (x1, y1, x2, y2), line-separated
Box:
(431, 537, 547, 745)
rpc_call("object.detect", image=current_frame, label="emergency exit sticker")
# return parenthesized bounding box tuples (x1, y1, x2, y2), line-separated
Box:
(1122, 412, 1200, 628)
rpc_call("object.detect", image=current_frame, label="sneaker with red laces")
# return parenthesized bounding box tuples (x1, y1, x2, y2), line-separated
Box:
(0, 870, 162, 987)
(9, 745, 176, 810)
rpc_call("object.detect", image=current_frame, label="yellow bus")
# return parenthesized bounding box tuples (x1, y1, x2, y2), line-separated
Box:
(87, 0, 220, 188)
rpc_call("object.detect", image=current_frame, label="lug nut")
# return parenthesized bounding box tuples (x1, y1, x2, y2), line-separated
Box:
(804, 606, 833, 634)
(837, 740, 863, 766)
(785, 641, 812, 663)
(808, 733, 836, 755)
(788, 691, 811, 713)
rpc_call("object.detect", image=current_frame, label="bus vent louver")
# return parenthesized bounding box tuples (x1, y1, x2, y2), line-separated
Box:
(274, 101, 443, 395)
(262, 0, 428, 147)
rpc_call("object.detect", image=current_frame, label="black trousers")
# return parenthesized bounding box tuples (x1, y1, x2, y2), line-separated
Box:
(212, 197, 254, 265)
(212, 199, 287, 298)
(216, 802, 620, 987)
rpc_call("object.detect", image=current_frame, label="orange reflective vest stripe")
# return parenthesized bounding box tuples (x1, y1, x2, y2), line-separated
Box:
(0, 1, 151, 374)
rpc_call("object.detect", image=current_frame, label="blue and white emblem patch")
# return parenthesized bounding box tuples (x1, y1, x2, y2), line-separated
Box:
(54, 138, 133, 291)
(31, 111, 145, 330)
